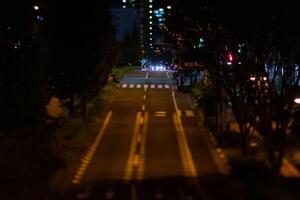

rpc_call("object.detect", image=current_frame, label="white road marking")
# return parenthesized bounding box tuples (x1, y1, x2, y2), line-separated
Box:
(154, 111, 166, 117)
(171, 92, 179, 114)
(71, 111, 112, 184)
(129, 84, 134, 88)
(166, 71, 170, 78)
(185, 110, 194, 117)
(122, 84, 128, 88)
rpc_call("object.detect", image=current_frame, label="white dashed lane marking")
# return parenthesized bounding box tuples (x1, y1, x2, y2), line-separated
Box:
(121, 84, 171, 89)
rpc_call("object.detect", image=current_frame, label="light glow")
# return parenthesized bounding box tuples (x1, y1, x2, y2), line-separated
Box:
(33, 5, 39, 10)
(294, 98, 300, 104)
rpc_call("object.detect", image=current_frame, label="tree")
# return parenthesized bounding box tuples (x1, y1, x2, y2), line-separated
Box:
(47, 0, 117, 118)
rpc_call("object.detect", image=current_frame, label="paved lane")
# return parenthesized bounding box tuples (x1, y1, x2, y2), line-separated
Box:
(65, 69, 243, 200)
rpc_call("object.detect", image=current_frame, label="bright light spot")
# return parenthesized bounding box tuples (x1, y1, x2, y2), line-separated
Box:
(238, 61, 242, 65)
(149, 27, 152, 30)
(250, 76, 256, 81)
(149, 5, 153, 8)
(149, 21, 152, 24)
(150, 38, 152, 40)
(227, 52, 233, 61)
(295, 98, 300, 104)
(167, 5, 172, 9)
(149, 0, 153, 2)
(159, 8, 164, 12)
(149, 10, 153, 13)
(263, 77, 267, 81)
(149, 16, 153, 19)
(149, 32, 152, 35)
(123, 5, 126, 8)
(227, 62, 232, 65)
(33, 5, 39, 10)
(122, 0, 126, 2)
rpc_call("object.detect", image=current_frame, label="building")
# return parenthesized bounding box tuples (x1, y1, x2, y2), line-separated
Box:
(113, 0, 174, 62)
(111, 8, 139, 42)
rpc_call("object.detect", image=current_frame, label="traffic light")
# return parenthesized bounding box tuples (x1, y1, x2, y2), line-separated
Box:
(226, 52, 234, 65)
(198, 36, 205, 48)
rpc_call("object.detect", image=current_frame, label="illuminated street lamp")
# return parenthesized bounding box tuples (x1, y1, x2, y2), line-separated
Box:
(167, 5, 172, 10)
(295, 98, 300, 104)
(33, 5, 39, 10)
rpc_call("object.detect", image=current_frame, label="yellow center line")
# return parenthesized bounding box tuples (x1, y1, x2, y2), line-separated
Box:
(71, 111, 112, 184)
(137, 112, 148, 181)
(124, 112, 142, 181)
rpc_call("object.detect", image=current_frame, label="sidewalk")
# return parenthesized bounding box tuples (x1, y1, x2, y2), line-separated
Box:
(189, 92, 300, 178)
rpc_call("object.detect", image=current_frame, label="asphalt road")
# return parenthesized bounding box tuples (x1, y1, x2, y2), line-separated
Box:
(65, 69, 243, 200)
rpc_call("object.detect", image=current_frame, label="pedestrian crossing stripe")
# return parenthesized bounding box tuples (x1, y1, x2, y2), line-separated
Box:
(121, 83, 171, 89)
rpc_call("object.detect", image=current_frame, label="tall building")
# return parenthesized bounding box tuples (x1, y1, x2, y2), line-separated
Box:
(122, 0, 137, 8)
(117, 0, 173, 62)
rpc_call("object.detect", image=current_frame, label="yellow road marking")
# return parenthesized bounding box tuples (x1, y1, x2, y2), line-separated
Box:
(137, 112, 148, 181)
(173, 112, 198, 178)
(71, 111, 112, 184)
(124, 112, 141, 181)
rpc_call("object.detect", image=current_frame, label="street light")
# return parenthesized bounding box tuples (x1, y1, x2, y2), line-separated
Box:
(33, 5, 39, 11)
(295, 98, 300, 104)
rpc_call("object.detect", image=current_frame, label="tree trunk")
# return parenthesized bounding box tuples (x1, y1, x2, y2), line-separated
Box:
(267, 129, 286, 176)
(80, 97, 87, 119)
(69, 94, 75, 117)
(240, 123, 248, 155)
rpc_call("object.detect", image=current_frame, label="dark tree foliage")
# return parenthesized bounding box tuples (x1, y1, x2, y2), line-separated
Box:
(0, 0, 62, 198)
(47, 0, 116, 117)
(168, 0, 300, 174)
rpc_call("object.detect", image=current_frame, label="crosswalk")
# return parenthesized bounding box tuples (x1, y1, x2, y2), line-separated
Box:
(121, 84, 171, 89)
